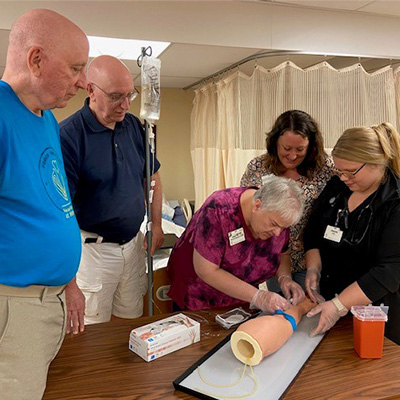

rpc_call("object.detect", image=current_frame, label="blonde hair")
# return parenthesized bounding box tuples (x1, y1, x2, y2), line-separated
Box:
(332, 122, 400, 178)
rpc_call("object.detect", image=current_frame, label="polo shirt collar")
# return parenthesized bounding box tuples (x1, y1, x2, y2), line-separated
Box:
(81, 97, 128, 133)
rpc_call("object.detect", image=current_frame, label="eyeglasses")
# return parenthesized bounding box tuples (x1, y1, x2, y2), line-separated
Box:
(333, 163, 366, 179)
(91, 83, 139, 104)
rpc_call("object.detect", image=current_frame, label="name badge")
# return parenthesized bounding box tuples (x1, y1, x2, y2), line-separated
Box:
(228, 227, 245, 246)
(324, 225, 343, 243)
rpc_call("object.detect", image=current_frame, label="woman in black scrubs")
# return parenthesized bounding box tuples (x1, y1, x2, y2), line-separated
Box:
(304, 122, 400, 345)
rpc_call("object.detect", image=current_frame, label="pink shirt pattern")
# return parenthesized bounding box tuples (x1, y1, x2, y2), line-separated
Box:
(167, 187, 289, 310)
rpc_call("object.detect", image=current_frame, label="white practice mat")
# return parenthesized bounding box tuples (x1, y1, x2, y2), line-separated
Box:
(176, 315, 324, 400)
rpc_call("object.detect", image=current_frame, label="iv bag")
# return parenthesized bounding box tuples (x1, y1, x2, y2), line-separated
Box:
(140, 56, 161, 121)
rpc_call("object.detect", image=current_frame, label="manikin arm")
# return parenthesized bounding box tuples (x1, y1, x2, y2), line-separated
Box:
(231, 297, 314, 365)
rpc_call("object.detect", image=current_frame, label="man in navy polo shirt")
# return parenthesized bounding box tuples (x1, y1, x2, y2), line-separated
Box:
(60, 55, 164, 325)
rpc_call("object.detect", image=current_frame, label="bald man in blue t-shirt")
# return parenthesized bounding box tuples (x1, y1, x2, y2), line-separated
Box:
(0, 9, 89, 400)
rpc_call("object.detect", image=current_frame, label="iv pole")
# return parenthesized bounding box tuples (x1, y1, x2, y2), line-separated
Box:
(138, 46, 155, 316)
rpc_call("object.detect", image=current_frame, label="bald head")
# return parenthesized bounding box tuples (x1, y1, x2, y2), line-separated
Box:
(87, 55, 132, 87)
(2, 9, 89, 113)
(7, 9, 87, 72)
(86, 56, 135, 129)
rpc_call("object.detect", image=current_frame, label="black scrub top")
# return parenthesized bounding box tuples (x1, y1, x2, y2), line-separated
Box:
(304, 173, 400, 345)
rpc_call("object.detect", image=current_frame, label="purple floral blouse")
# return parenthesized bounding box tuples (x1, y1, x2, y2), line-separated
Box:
(167, 187, 289, 310)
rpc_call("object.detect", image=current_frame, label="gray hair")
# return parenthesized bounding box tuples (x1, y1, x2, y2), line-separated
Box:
(253, 175, 304, 225)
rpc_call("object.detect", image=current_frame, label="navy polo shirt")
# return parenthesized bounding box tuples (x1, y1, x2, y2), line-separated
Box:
(60, 98, 160, 242)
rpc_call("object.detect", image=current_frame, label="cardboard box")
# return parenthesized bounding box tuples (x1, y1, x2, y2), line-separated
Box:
(129, 313, 200, 362)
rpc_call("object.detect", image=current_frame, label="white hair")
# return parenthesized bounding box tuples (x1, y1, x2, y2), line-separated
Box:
(253, 174, 304, 225)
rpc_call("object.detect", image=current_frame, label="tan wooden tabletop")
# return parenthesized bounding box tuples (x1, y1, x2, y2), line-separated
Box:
(44, 309, 400, 400)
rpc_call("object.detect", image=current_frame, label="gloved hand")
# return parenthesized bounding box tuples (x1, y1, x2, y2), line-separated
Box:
(279, 276, 305, 306)
(305, 266, 325, 303)
(307, 300, 346, 337)
(250, 289, 290, 313)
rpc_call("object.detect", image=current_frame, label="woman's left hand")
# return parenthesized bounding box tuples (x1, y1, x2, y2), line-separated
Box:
(279, 276, 305, 306)
(307, 300, 342, 336)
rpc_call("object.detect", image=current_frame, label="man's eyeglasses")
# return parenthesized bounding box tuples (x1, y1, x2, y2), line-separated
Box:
(91, 83, 139, 104)
(333, 163, 366, 179)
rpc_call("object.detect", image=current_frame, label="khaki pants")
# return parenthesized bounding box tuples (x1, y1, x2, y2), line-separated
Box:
(0, 284, 66, 400)
(78, 230, 148, 324)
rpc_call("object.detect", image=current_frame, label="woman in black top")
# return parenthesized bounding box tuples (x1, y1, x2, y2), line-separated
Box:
(304, 122, 400, 345)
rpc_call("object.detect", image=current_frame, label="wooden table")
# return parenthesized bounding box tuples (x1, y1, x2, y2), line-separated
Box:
(44, 310, 400, 400)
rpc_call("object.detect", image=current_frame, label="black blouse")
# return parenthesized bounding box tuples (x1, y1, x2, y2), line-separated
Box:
(304, 172, 400, 345)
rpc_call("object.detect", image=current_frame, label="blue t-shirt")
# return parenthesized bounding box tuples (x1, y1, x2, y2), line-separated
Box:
(0, 81, 81, 287)
(60, 98, 160, 242)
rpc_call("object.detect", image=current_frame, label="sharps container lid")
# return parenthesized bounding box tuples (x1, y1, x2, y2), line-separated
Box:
(351, 305, 388, 322)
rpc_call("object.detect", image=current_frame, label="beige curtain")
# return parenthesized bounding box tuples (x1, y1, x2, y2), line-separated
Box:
(191, 61, 398, 208)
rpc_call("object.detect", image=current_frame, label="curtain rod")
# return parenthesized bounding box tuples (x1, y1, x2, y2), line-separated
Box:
(183, 50, 400, 90)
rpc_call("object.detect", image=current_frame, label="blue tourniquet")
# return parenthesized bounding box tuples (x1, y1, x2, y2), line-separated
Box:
(275, 310, 297, 331)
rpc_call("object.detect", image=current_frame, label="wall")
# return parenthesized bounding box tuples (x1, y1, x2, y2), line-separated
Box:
(53, 87, 195, 202)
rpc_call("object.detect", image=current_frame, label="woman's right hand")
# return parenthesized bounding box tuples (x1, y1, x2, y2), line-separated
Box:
(250, 289, 290, 313)
(305, 266, 325, 303)
(279, 276, 305, 306)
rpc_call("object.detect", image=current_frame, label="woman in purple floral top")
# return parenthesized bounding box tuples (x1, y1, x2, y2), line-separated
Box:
(167, 175, 305, 311)
(241, 110, 334, 290)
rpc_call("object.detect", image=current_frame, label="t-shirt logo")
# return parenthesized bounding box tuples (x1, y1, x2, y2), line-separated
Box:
(40, 147, 74, 218)
(51, 159, 68, 201)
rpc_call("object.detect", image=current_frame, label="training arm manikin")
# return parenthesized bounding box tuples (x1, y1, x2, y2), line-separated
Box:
(231, 297, 314, 365)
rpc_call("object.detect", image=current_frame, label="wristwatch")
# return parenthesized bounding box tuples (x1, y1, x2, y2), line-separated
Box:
(331, 296, 349, 317)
